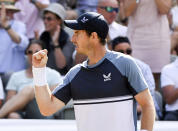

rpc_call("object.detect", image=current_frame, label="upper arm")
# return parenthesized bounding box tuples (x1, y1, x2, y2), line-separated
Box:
(123, 0, 138, 17)
(155, 0, 172, 14)
(135, 88, 154, 108)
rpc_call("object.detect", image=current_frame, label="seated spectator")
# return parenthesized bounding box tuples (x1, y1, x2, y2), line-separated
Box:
(14, 0, 50, 39)
(0, 77, 4, 108)
(0, 40, 62, 119)
(0, 1, 29, 74)
(111, 36, 161, 119)
(40, 3, 75, 75)
(161, 44, 178, 121)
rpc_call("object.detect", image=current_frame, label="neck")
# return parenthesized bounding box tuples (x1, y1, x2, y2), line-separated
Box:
(26, 66, 33, 78)
(87, 45, 106, 65)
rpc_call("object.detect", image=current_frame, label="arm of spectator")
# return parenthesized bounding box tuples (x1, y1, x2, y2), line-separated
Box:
(118, 0, 138, 17)
(155, 0, 172, 14)
(135, 88, 155, 131)
(31, 0, 49, 10)
(6, 90, 17, 101)
(162, 85, 178, 104)
(0, 4, 21, 44)
(52, 26, 67, 69)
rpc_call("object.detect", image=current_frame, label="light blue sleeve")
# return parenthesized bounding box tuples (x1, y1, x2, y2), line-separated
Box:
(6, 73, 19, 91)
(112, 55, 148, 95)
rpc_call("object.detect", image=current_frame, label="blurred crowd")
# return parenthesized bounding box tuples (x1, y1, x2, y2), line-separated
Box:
(0, 0, 178, 121)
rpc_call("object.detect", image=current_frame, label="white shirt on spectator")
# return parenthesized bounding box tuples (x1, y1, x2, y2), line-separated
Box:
(109, 21, 127, 40)
(171, 6, 178, 28)
(161, 58, 178, 111)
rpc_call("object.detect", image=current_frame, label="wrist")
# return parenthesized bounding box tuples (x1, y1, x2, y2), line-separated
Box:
(32, 66, 47, 86)
(4, 24, 11, 31)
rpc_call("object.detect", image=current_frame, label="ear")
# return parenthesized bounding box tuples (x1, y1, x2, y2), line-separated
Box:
(91, 32, 99, 40)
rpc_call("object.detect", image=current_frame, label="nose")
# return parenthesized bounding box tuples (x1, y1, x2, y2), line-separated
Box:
(71, 34, 76, 43)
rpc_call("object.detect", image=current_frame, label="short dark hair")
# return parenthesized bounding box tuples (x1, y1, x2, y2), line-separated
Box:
(111, 36, 130, 50)
(85, 30, 106, 45)
(25, 39, 44, 54)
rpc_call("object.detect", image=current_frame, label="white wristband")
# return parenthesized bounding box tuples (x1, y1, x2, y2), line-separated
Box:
(32, 66, 47, 86)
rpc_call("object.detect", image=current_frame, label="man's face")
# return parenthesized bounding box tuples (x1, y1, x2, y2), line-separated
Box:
(97, 0, 118, 25)
(71, 30, 92, 55)
(113, 42, 132, 55)
(43, 12, 61, 32)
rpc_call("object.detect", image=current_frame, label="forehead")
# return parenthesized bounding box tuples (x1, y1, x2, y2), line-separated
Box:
(28, 43, 42, 50)
(44, 11, 56, 17)
(114, 42, 130, 49)
(98, 0, 118, 7)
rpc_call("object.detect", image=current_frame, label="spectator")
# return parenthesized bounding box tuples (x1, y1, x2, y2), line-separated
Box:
(161, 44, 178, 121)
(0, 77, 4, 108)
(14, 0, 50, 39)
(0, 39, 62, 119)
(40, 3, 75, 75)
(0, 1, 29, 74)
(120, 0, 172, 91)
(111, 36, 161, 119)
(97, 0, 127, 41)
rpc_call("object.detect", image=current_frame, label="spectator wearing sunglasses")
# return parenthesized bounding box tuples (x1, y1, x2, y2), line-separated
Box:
(40, 3, 75, 75)
(111, 36, 162, 119)
(97, 0, 127, 41)
(0, 39, 62, 119)
(119, 0, 172, 91)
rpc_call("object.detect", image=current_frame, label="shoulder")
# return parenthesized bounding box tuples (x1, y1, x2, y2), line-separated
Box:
(111, 21, 128, 30)
(10, 70, 25, 78)
(65, 64, 82, 81)
(12, 20, 25, 27)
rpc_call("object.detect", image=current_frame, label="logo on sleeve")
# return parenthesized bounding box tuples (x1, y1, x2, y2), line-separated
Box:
(81, 17, 88, 23)
(103, 73, 111, 82)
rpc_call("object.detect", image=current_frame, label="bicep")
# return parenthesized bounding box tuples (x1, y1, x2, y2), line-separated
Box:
(134, 88, 153, 107)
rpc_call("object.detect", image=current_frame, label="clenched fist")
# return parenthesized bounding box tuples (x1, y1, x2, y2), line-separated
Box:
(32, 49, 48, 68)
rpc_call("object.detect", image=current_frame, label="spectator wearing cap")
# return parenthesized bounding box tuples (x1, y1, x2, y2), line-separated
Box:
(33, 12, 155, 131)
(40, 3, 75, 75)
(14, 0, 50, 39)
(119, 0, 172, 91)
(0, 1, 29, 75)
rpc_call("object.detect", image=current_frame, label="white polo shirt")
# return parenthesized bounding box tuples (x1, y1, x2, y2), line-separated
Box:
(161, 58, 178, 111)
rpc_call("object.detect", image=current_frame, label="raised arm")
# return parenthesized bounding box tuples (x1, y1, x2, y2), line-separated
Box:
(135, 89, 156, 131)
(32, 49, 65, 116)
(155, 0, 172, 14)
(118, 0, 138, 17)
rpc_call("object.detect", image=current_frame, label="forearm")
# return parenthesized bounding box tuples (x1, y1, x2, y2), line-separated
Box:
(7, 28, 21, 44)
(33, 1, 48, 10)
(123, 0, 138, 17)
(155, 0, 172, 14)
(140, 103, 155, 131)
(54, 48, 67, 69)
(0, 93, 30, 118)
(165, 88, 178, 104)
